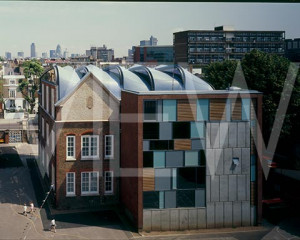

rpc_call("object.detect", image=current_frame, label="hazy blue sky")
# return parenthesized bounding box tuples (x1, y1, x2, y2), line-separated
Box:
(1, 2, 300, 58)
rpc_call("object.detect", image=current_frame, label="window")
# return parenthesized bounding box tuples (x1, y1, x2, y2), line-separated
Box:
(66, 136, 75, 160)
(197, 99, 209, 121)
(9, 90, 16, 98)
(81, 135, 99, 159)
(66, 172, 75, 196)
(173, 122, 190, 139)
(9, 99, 15, 108)
(104, 171, 113, 194)
(162, 100, 176, 122)
(81, 172, 99, 195)
(144, 100, 157, 121)
(10, 80, 15, 85)
(143, 191, 159, 209)
(143, 123, 159, 139)
(104, 135, 114, 158)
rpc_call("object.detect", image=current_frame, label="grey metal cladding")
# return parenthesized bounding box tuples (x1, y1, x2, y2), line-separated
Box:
(166, 151, 184, 167)
(195, 189, 205, 207)
(155, 168, 172, 190)
(165, 191, 176, 208)
(191, 139, 205, 150)
(159, 122, 172, 140)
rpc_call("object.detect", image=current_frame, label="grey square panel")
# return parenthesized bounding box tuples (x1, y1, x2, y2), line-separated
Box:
(155, 168, 171, 190)
(166, 151, 184, 167)
(143, 141, 150, 151)
(191, 139, 205, 150)
(195, 189, 205, 207)
(165, 191, 176, 208)
(159, 122, 172, 140)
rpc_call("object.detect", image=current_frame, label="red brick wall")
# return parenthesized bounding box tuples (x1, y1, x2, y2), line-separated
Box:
(120, 91, 143, 229)
(55, 121, 120, 209)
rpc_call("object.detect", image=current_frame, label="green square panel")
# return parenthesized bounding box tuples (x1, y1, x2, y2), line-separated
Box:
(153, 151, 165, 168)
(185, 151, 199, 166)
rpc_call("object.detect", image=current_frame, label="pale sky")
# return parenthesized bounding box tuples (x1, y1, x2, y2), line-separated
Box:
(1, 1, 300, 58)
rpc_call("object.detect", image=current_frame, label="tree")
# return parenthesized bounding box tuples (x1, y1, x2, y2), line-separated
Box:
(203, 50, 300, 169)
(18, 60, 44, 113)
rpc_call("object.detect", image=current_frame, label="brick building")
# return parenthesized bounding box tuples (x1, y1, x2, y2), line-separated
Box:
(39, 64, 262, 231)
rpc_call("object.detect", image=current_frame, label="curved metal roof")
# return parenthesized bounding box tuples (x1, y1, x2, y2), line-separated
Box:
(56, 64, 214, 101)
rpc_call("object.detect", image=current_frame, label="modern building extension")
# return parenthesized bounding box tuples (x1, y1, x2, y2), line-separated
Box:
(133, 45, 174, 64)
(174, 25, 285, 65)
(285, 38, 300, 62)
(38, 63, 262, 231)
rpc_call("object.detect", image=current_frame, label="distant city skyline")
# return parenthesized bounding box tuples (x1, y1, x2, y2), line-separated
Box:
(1, 2, 300, 58)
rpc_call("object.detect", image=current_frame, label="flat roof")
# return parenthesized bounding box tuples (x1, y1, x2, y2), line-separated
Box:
(174, 30, 285, 34)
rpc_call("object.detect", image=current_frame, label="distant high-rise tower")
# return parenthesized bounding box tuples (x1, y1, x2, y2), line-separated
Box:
(56, 44, 62, 58)
(50, 50, 56, 58)
(42, 52, 48, 59)
(17, 52, 24, 58)
(140, 36, 158, 46)
(63, 49, 69, 59)
(31, 43, 36, 58)
(5, 52, 12, 60)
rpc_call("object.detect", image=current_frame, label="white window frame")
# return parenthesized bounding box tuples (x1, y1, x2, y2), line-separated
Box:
(66, 135, 76, 160)
(104, 135, 114, 159)
(81, 171, 99, 195)
(9, 89, 16, 98)
(81, 135, 99, 160)
(104, 171, 113, 194)
(66, 172, 75, 196)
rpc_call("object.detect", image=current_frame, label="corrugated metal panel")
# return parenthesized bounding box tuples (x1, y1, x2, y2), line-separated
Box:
(177, 99, 196, 121)
(143, 168, 155, 191)
(174, 139, 191, 150)
(210, 99, 226, 121)
(231, 98, 242, 121)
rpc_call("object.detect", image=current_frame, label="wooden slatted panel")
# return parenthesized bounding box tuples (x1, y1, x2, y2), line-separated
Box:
(177, 99, 196, 121)
(210, 99, 226, 121)
(174, 139, 191, 150)
(251, 99, 257, 120)
(143, 168, 155, 191)
(250, 182, 256, 205)
(231, 98, 242, 120)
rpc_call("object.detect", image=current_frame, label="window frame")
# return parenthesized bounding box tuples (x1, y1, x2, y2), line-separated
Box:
(104, 135, 114, 159)
(66, 135, 76, 160)
(81, 171, 99, 195)
(81, 135, 99, 160)
(104, 171, 114, 194)
(66, 172, 76, 196)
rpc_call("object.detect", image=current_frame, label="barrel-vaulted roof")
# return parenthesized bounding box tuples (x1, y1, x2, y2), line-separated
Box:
(54, 64, 214, 101)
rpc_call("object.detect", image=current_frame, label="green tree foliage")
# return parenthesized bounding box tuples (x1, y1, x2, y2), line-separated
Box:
(203, 50, 300, 168)
(18, 60, 44, 113)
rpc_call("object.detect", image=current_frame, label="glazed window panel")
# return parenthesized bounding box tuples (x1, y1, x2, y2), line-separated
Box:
(144, 100, 157, 121)
(143, 123, 159, 139)
(210, 99, 227, 121)
(66, 172, 75, 196)
(81, 135, 99, 159)
(173, 122, 190, 139)
(197, 99, 209, 121)
(176, 190, 195, 208)
(153, 151, 165, 168)
(66, 136, 75, 159)
(104, 171, 113, 194)
(104, 135, 114, 158)
(81, 172, 99, 194)
(143, 152, 153, 168)
(242, 98, 251, 121)
(190, 122, 204, 138)
(162, 100, 177, 122)
(143, 191, 159, 209)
